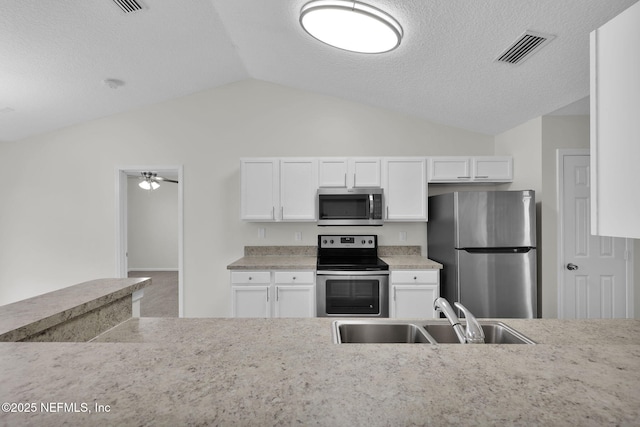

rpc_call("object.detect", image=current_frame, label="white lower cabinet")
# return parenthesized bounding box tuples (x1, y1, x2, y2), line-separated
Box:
(231, 271, 315, 318)
(273, 285, 315, 317)
(390, 270, 440, 318)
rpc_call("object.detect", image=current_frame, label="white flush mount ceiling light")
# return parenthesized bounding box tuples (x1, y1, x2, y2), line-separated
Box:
(300, 1, 403, 54)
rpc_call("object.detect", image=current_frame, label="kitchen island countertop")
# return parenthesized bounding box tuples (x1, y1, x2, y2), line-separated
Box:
(1, 317, 639, 426)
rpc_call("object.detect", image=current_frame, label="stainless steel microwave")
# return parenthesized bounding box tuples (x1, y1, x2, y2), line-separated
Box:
(317, 188, 384, 226)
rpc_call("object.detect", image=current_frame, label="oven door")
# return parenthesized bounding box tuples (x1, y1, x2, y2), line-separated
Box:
(316, 272, 389, 317)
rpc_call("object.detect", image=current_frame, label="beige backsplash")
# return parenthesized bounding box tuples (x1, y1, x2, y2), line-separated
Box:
(244, 245, 421, 257)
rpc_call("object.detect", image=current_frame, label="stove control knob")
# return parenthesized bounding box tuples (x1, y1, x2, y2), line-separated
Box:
(368, 240, 373, 244)
(361, 240, 366, 245)
(322, 240, 327, 244)
(330, 239, 334, 244)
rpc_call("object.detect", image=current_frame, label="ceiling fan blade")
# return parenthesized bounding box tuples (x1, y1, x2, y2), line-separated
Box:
(155, 176, 178, 183)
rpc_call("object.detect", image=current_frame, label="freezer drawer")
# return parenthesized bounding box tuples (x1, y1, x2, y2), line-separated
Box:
(456, 249, 536, 318)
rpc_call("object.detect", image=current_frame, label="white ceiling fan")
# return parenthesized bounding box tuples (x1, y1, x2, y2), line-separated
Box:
(138, 171, 178, 190)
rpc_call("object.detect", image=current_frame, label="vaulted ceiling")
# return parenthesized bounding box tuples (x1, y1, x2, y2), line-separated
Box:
(0, 0, 637, 142)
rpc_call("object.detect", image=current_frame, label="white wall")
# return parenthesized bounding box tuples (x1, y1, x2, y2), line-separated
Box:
(0, 79, 494, 315)
(127, 177, 178, 271)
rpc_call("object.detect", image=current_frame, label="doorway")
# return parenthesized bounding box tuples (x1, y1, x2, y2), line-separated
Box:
(116, 166, 184, 317)
(557, 150, 633, 318)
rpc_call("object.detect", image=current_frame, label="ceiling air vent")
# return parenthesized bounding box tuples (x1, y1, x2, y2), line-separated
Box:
(112, 0, 143, 14)
(495, 31, 555, 65)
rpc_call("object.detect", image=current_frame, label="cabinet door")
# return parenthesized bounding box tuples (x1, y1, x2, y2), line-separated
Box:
(472, 157, 513, 182)
(391, 285, 439, 318)
(590, 1, 640, 238)
(350, 158, 381, 188)
(274, 285, 315, 318)
(231, 285, 271, 318)
(318, 158, 348, 188)
(280, 159, 318, 221)
(383, 158, 428, 221)
(240, 159, 279, 221)
(428, 157, 471, 182)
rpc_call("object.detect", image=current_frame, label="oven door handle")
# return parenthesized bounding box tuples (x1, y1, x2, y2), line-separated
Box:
(316, 270, 390, 276)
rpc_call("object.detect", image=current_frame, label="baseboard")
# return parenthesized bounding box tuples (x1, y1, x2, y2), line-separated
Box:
(127, 268, 179, 272)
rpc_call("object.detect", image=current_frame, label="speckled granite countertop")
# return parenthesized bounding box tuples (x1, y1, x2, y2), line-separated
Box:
(381, 255, 442, 269)
(0, 278, 151, 341)
(227, 245, 442, 270)
(1, 318, 639, 426)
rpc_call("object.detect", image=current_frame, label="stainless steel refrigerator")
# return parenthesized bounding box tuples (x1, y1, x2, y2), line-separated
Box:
(427, 190, 537, 318)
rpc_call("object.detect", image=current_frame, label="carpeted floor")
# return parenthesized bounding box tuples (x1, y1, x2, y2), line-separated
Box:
(128, 271, 179, 317)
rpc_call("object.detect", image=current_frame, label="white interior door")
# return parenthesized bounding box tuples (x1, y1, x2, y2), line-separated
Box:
(559, 152, 631, 318)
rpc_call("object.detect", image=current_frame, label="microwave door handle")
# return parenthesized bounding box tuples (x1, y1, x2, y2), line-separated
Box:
(369, 194, 374, 220)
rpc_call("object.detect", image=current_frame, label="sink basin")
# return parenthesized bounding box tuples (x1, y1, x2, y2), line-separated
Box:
(332, 320, 535, 344)
(333, 321, 434, 344)
(423, 321, 536, 344)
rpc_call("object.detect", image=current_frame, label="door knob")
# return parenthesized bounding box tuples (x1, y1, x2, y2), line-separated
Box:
(566, 263, 579, 271)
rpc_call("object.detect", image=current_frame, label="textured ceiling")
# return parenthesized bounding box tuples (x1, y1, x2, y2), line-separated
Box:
(0, 0, 637, 142)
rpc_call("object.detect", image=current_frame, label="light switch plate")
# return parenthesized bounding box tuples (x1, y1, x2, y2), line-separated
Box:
(258, 228, 266, 239)
(294, 231, 302, 241)
(399, 231, 407, 241)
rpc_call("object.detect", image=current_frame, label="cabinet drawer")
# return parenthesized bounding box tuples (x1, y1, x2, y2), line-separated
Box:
(391, 270, 438, 284)
(274, 271, 314, 284)
(230, 271, 271, 284)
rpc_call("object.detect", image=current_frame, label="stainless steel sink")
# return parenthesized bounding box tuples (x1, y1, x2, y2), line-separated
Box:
(423, 320, 536, 344)
(333, 320, 435, 344)
(332, 320, 535, 344)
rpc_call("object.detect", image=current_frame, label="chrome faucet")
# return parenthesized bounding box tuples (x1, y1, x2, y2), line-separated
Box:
(433, 297, 485, 344)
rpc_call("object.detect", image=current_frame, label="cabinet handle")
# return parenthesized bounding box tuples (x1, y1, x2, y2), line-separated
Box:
(292, 277, 296, 281)
(271, 206, 275, 220)
(393, 287, 396, 301)
(475, 176, 489, 179)
(386, 206, 389, 219)
(276, 287, 279, 301)
(353, 173, 356, 187)
(344, 173, 347, 187)
(457, 176, 471, 179)
(266, 289, 269, 302)
(248, 276, 252, 281)
(281, 206, 284, 220)
(413, 276, 417, 281)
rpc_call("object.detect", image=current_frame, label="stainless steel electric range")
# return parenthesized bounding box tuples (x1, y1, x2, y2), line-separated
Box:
(316, 235, 389, 317)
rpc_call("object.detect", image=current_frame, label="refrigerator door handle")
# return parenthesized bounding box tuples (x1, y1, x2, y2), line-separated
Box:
(461, 247, 534, 254)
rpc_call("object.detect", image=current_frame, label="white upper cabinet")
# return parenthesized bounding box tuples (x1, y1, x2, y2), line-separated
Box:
(428, 156, 513, 183)
(590, 1, 640, 238)
(318, 158, 348, 187)
(241, 158, 279, 221)
(428, 157, 472, 182)
(241, 158, 317, 222)
(472, 157, 513, 182)
(382, 157, 428, 221)
(280, 158, 318, 221)
(318, 157, 381, 188)
(350, 158, 381, 187)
